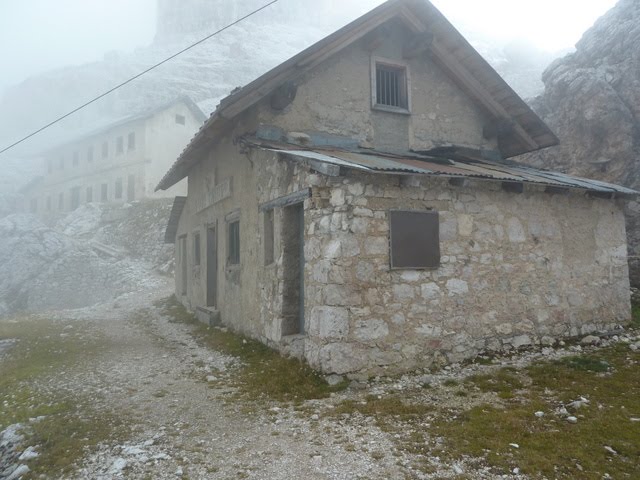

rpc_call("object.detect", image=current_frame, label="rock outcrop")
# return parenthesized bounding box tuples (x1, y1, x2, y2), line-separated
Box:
(0, 199, 173, 318)
(524, 0, 640, 284)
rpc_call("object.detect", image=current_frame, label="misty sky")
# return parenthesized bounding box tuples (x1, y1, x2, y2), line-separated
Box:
(0, 0, 618, 94)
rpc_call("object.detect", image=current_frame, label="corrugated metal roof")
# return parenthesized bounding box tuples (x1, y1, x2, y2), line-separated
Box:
(250, 141, 637, 196)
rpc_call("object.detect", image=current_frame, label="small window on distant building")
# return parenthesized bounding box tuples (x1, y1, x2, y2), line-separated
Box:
(59, 157, 64, 170)
(389, 210, 440, 269)
(175, 114, 186, 125)
(46, 196, 51, 211)
(127, 175, 135, 202)
(194, 232, 201, 266)
(30, 198, 37, 213)
(58, 192, 64, 210)
(86, 186, 93, 203)
(47, 159, 53, 174)
(115, 178, 123, 199)
(72, 151, 79, 167)
(373, 59, 409, 111)
(228, 220, 240, 265)
(71, 186, 81, 210)
(102, 142, 109, 159)
(87, 146, 94, 162)
(116, 137, 124, 155)
(127, 132, 136, 150)
(264, 209, 274, 266)
(101, 183, 108, 202)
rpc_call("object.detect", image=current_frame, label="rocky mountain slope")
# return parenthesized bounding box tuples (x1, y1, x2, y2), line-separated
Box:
(524, 0, 640, 284)
(0, 199, 174, 318)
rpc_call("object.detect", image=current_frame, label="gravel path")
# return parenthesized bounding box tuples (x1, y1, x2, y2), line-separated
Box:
(37, 281, 406, 480)
(8, 278, 635, 479)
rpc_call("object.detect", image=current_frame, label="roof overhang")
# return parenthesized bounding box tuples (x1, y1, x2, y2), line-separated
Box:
(243, 138, 637, 198)
(156, 0, 558, 191)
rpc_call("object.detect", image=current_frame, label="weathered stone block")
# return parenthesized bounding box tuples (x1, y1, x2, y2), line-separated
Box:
(353, 318, 389, 341)
(365, 236, 388, 255)
(507, 217, 526, 243)
(446, 279, 469, 296)
(421, 282, 442, 300)
(393, 284, 415, 302)
(308, 306, 349, 339)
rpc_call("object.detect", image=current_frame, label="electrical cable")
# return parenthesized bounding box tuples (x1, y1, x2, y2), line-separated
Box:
(0, 0, 279, 156)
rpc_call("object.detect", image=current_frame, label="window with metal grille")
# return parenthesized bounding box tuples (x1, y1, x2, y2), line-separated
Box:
(389, 210, 440, 269)
(228, 220, 240, 265)
(375, 63, 408, 110)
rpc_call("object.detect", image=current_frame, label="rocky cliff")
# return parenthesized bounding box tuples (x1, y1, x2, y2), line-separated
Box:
(524, 0, 640, 285)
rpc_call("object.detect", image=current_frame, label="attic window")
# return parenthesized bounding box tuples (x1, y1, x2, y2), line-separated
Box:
(372, 58, 410, 112)
(175, 114, 186, 125)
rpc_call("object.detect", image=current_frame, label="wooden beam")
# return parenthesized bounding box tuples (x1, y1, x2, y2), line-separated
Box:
(403, 32, 434, 59)
(259, 189, 311, 212)
(429, 40, 539, 152)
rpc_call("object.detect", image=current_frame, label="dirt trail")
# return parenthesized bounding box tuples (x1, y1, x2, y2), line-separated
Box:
(44, 281, 404, 480)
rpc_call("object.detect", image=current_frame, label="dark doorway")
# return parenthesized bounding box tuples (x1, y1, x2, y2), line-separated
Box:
(282, 203, 304, 335)
(206, 226, 218, 307)
(180, 236, 187, 295)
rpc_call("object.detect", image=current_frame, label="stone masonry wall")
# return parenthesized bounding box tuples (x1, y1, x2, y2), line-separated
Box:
(299, 171, 631, 375)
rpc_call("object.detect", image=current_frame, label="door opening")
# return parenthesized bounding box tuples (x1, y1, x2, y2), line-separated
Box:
(206, 226, 218, 307)
(282, 203, 304, 335)
(179, 235, 187, 295)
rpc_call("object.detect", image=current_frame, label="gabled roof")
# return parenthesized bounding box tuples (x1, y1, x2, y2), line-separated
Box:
(41, 96, 206, 156)
(157, 0, 558, 191)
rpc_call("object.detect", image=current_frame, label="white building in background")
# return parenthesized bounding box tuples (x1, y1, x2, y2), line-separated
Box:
(22, 97, 205, 214)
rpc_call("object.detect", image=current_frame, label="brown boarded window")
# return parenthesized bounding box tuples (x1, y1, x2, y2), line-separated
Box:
(389, 210, 440, 269)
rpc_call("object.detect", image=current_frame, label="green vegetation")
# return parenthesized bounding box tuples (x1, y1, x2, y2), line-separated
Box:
(433, 344, 640, 479)
(155, 296, 348, 403)
(0, 317, 128, 478)
(632, 301, 640, 328)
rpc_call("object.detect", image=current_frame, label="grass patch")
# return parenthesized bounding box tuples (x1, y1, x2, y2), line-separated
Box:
(432, 343, 640, 478)
(631, 301, 640, 328)
(0, 317, 129, 477)
(155, 296, 348, 403)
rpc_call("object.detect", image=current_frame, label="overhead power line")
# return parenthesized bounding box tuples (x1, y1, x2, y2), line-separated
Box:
(0, 0, 279, 156)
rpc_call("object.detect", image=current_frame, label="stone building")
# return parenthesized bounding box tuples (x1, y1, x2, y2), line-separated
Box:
(158, 0, 636, 375)
(22, 97, 205, 215)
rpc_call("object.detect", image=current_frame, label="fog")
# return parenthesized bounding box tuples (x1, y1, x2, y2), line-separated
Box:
(0, 1, 636, 476)
(0, 0, 617, 95)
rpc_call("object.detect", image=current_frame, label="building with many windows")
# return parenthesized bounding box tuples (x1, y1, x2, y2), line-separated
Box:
(22, 97, 205, 214)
